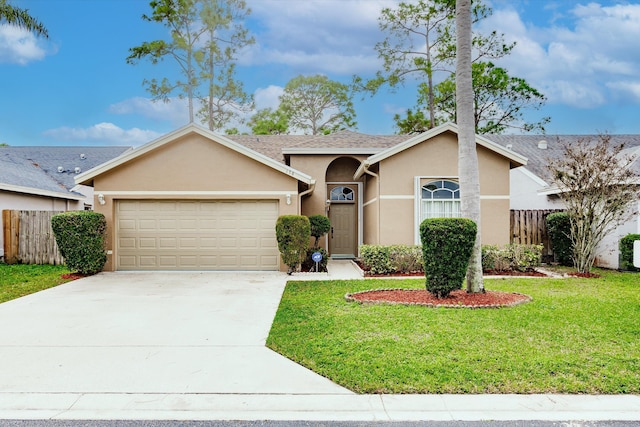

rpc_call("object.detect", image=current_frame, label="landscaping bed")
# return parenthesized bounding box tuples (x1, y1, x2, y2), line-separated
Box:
(346, 288, 531, 308)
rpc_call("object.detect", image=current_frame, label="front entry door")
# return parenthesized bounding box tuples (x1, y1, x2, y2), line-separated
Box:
(328, 184, 357, 257)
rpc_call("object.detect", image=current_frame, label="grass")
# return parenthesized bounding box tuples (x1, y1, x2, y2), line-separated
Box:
(267, 269, 640, 394)
(0, 263, 72, 304)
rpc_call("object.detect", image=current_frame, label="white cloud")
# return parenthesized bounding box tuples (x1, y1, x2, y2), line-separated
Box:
(484, 3, 640, 109)
(108, 97, 189, 127)
(43, 123, 161, 146)
(606, 81, 640, 103)
(244, 0, 395, 75)
(254, 85, 284, 110)
(0, 25, 47, 64)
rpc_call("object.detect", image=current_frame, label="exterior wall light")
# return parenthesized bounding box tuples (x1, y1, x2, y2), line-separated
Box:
(286, 193, 292, 205)
(98, 194, 106, 205)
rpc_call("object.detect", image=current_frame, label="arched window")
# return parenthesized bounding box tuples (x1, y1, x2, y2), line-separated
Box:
(330, 186, 354, 202)
(421, 180, 461, 220)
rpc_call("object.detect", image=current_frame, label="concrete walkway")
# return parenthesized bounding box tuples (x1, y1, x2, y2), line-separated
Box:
(1, 261, 639, 421)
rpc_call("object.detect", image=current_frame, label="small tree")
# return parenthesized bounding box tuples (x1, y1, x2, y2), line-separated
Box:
(309, 215, 330, 248)
(51, 211, 107, 275)
(275, 215, 310, 275)
(548, 135, 640, 273)
(420, 218, 477, 298)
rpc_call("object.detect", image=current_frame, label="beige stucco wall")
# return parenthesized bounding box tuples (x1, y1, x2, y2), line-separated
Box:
(362, 168, 379, 245)
(91, 132, 301, 271)
(289, 154, 366, 251)
(375, 131, 513, 246)
(0, 191, 82, 257)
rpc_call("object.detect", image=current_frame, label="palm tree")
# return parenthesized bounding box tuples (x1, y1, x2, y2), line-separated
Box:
(455, 0, 483, 293)
(0, 0, 48, 38)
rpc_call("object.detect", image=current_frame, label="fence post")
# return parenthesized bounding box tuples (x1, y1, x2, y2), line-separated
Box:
(2, 210, 20, 264)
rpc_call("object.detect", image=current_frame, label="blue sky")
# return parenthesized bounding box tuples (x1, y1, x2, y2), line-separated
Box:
(2, 0, 640, 146)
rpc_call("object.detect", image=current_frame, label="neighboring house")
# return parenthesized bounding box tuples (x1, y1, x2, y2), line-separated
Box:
(489, 134, 640, 269)
(76, 123, 525, 272)
(0, 146, 131, 259)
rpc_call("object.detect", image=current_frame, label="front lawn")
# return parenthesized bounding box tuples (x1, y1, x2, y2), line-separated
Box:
(267, 270, 640, 394)
(0, 263, 72, 304)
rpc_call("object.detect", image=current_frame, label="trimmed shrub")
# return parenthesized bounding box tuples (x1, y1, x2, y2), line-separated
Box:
(275, 215, 310, 274)
(481, 244, 508, 271)
(389, 245, 423, 273)
(420, 218, 476, 298)
(51, 211, 107, 275)
(482, 244, 542, 272)
(546, 212, 573, 266)
(302, 247, 329, 272)
(620, 234, 640, 272)
(360, 245, 394, 275)
(309, 215, 331, 247)
(360, 244, 423, 275)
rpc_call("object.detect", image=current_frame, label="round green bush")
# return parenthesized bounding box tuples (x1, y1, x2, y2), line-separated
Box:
(309, 214, 331, 247)
(51, 211, 107, 275)
(420, 218, 477, 298)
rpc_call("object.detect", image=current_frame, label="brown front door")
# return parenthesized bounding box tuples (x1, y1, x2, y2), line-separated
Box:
(328, 184, 357, 257)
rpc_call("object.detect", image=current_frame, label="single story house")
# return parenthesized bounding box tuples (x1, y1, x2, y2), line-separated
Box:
(489, 134, 640, 269)
(0, 146, 131, 259)
(76, 122, 526, 272)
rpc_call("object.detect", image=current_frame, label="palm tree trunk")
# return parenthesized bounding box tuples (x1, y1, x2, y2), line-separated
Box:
(456, 0, 484, 293)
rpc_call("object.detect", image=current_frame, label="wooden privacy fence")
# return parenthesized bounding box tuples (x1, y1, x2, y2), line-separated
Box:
(2, 210, 65, 265)
(510, 209, 563, 258)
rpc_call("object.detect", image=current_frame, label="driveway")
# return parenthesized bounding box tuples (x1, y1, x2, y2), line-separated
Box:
(0, 272, 349, 395)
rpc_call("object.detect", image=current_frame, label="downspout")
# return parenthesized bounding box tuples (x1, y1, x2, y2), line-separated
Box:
(361, 162, 380, 244)
(298, 180, 316, 215)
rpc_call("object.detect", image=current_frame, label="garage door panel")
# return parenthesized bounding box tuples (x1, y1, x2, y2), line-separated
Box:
(116, 200, 279, 270)
(139, 238, 158, 249)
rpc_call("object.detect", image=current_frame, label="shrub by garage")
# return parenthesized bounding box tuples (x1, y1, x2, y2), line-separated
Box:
(51, 211, 107, 275)
(276, 215, 310, 274)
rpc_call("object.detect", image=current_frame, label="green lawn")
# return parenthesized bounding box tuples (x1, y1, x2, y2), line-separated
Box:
(0, 264, 72, 304)
(267, 270, 640, 394)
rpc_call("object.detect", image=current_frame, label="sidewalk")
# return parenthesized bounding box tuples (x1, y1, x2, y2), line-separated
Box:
(2, 391, 640, 421)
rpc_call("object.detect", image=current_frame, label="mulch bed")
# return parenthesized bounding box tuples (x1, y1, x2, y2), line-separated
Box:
(61, 273, 88, 281)
(346, 288, 532, 308)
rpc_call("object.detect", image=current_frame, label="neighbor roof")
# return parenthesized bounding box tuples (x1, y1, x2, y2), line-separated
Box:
(487, 134, 640, 182)
(0, 146, 131, 199)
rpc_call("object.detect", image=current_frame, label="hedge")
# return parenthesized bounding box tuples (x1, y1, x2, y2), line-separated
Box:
(619, 234, 640, 272)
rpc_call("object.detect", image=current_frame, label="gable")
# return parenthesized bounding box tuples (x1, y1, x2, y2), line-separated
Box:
(355, 122, 527, 180)
(77, 124, 312, 190)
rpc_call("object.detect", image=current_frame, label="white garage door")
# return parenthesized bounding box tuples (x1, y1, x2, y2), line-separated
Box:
(116, 200, 279, 270)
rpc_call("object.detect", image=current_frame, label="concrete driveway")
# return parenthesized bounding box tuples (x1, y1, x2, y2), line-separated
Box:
(0, 271, 349, 395)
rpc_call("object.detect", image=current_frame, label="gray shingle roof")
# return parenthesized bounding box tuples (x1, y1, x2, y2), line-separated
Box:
(486, 134, 640, 181)
(0, 146, 131, 197)
(227, 130, 407, 162)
